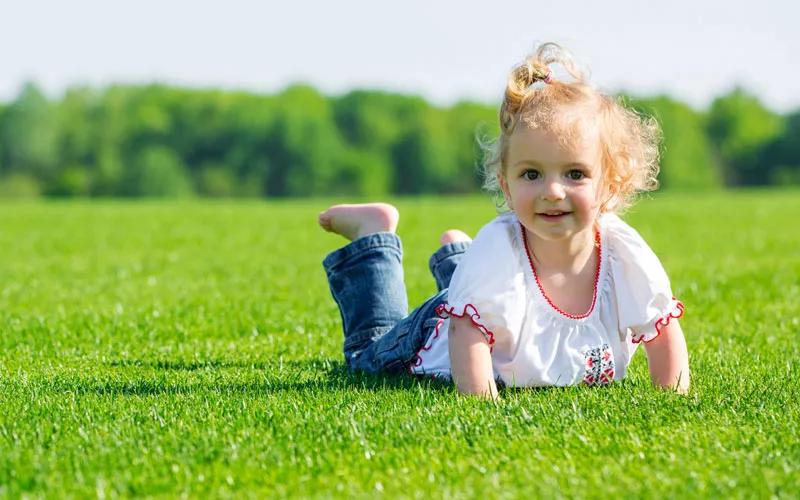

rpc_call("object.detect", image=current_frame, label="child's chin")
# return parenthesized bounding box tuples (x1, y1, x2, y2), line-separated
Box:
(529, 227, 573, 241)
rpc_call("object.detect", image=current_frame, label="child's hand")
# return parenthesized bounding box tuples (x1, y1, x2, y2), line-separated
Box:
(448, 315, 498, 399)
(643, 319, 690, 393)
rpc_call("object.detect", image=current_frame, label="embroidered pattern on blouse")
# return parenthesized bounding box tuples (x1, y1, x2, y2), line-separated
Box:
(582, 343, 615, 386)
(521, 222, 602, 320)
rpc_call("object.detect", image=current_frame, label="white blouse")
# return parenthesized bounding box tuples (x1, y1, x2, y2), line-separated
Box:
(409, 212, 684, 387)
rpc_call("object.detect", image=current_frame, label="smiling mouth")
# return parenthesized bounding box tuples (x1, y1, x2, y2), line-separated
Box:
(538, 211, 572, 216)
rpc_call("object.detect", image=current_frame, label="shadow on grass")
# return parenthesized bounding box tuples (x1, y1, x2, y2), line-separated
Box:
(106, 358, 277, 371)
(49, 358, 454, 397)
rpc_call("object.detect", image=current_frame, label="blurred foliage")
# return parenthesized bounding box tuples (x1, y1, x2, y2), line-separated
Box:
(632, 96, 722, 190)
(707, 88, 787, 186)
(0, 82, 795, 198)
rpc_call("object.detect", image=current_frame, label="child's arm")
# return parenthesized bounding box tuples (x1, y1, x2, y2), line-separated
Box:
(643, 319, 690, 393)
(449, 315, 498, 399)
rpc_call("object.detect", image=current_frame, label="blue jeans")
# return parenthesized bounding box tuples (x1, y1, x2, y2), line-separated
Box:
(323, 233, 469, 374)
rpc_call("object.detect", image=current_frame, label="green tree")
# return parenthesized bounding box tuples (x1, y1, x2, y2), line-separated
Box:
(760, 110, 800, 185)
(0, 103, 6, 174)
(223, 93, 279, 197)
(120, 146, 193, 197)
(50, 87, 102, 196)
(406, 107, 460, 193)
(335, 91, 435, 195)
(385, 96, 432, 194)
(0, 83, 60, 183)
(707, 88, 785, 186)
(334, 91, 403, 150)
(92, 86, 133, 196)
(447, 101, 498, 193)
(50, 166, 92, 197)
(197, 163, 236, 197)
(331, 148, 392, 195)
(267, 85, 344, 196)
(633, 96, 722, 190)
(57, 88, 97, 168)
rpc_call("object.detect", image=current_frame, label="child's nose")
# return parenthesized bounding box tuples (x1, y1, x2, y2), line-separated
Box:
(542, 179, 566, 200)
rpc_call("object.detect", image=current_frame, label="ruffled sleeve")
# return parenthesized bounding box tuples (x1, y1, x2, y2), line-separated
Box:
(437, 215, 527, 348)
(602, 214, 684, 344)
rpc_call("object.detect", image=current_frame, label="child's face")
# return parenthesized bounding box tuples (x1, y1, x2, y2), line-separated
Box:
(500, 124, 604, 245)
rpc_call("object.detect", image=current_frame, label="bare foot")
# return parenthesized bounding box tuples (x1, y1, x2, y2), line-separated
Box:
(318, 203, 400, 241)
(440, 229, 472, 246)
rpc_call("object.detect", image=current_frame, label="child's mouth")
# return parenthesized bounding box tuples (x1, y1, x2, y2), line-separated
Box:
(538, 211, 572, 221)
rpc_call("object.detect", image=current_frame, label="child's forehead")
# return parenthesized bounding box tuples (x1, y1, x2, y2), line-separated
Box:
(509, 120, 601, 162)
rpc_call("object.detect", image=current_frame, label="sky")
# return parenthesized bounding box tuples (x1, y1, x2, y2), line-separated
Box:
(1, 0, 798, 112)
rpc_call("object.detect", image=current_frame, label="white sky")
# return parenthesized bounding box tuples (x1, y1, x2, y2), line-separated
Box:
(1, 0, 798, 112)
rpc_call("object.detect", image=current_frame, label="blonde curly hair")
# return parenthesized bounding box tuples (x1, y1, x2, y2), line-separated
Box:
(482, 43, 661, 213)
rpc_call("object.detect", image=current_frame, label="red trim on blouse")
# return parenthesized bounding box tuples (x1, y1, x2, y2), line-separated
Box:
(408, 303, 496, 373)
(631, 299, 685, 344)
(520, 222, 602, 320)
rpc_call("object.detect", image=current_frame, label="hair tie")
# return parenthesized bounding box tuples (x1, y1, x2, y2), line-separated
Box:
(544, 69, 553, 84)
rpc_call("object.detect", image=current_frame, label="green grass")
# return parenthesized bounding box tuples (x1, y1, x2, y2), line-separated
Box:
(1, 192, 798, 499)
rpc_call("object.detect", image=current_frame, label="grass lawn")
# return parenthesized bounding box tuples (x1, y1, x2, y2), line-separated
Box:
(1, 191, 798, 498)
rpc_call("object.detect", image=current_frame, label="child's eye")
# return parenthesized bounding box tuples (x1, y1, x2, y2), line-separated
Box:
(567, 170, 586, 180)
(522, 170, 540, 180)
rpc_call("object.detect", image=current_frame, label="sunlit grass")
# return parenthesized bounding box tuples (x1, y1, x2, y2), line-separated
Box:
(1, 192, 798, 498)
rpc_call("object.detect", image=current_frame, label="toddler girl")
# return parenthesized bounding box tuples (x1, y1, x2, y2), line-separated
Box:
(319, 43, 689, 398)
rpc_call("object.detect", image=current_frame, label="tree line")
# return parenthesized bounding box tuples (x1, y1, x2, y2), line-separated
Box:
(0, 82, 797, 198)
